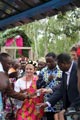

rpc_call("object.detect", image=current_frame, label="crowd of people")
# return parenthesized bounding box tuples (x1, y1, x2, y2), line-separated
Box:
(0, 44, 80, 120)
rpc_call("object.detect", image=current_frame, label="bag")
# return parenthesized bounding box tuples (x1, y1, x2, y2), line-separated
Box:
(5, 98, 15, 120)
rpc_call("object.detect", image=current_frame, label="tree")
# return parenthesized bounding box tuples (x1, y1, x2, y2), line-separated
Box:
(0, 8, 80, 59)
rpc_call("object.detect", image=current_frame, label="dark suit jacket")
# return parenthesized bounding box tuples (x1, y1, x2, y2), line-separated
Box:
(48, 62, 79, 109)
(70, 95, 80, 110)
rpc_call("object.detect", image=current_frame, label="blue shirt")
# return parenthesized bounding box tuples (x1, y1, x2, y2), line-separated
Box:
(40, 65, 63, 112)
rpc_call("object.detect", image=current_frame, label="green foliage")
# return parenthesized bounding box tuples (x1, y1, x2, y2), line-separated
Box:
(0, 27, 31, 46)
(22, 8, 80, 59)
(0, 8, 80, 59)
(0, 27, 32, 57)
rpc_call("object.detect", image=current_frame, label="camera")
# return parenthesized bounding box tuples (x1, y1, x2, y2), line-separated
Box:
(64, 107, 80, 120)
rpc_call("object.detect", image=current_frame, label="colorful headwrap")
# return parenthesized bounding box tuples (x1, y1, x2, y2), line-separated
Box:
(8, 67, 16, 75)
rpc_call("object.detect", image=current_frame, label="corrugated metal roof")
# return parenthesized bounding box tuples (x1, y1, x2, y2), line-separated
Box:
(0, 0, 80, 31)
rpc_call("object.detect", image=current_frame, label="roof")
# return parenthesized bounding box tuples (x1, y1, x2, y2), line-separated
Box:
(0, 0, 80, 31)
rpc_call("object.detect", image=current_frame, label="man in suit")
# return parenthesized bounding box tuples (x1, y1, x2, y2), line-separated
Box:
(40, 53, 79, 111)
(54, 54, 80, 120)
(70, 56, 80, 109)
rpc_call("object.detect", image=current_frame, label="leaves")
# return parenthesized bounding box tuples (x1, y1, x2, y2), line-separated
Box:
(0, 8, 80, 59)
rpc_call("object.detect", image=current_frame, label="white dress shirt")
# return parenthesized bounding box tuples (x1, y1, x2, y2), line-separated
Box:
(0, 63, 4, 72)
(65, 61, 73, 87)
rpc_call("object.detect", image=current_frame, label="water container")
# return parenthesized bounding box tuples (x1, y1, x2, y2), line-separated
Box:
(0, 92, 3, 112)
(0, 92, 4, 120)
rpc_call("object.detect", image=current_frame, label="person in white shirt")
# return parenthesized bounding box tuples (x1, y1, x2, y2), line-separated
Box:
(14, 62, 44, 120)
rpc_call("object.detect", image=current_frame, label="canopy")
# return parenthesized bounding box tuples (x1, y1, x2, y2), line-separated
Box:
(0, 0, 80, 31)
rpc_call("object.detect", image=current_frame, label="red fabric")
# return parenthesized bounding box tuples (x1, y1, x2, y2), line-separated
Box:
(5, 36, 23, 55)
(16, 77, 44, 120)
(5, 38, 14, 46)
(16, 36, 23, 55)
(77, 48, 80, 57)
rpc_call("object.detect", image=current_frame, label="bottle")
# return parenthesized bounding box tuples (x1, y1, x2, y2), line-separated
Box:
(0, 92, 3, 120)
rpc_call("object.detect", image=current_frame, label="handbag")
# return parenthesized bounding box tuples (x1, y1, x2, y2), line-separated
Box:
(5, 98, 15, 120)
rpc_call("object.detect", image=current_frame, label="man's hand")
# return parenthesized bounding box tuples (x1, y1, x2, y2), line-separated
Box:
(36, 102, 48, 108)
(41, 88, 53, 94)
(48, 74, 55, 81)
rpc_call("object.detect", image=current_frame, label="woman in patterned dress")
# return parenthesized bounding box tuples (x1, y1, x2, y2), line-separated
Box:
(14, 62, 44, 120)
